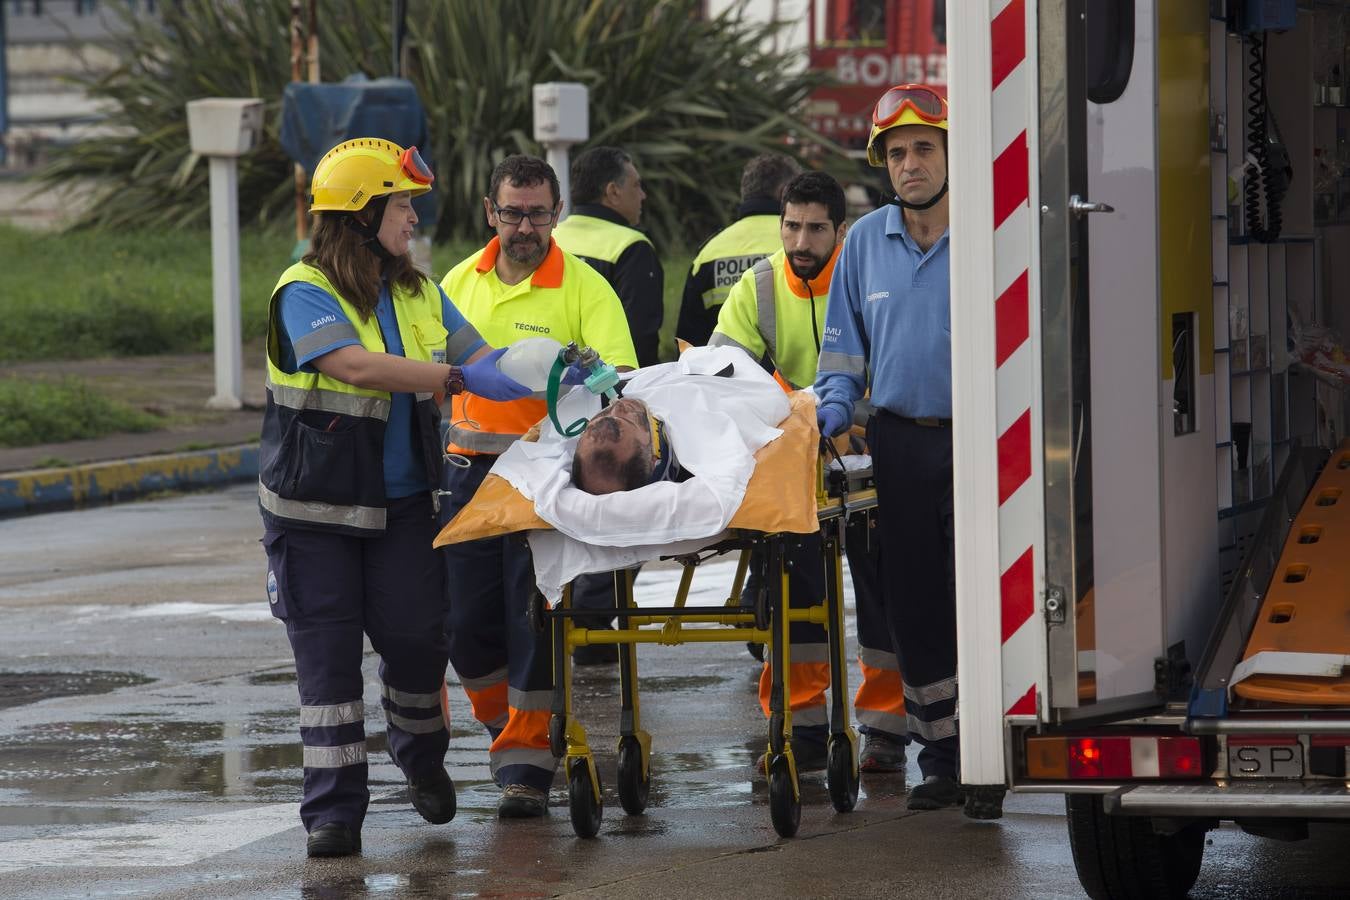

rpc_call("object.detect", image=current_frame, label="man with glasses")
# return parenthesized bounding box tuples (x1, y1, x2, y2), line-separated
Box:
(814, 84, 985, 813)
(439, 155, 637, 819)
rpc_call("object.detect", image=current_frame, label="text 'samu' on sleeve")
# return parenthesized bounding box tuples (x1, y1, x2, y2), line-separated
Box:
(812, 228, 868, 422)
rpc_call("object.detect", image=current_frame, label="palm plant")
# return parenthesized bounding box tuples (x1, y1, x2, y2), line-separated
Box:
(40, 0, 841, 249)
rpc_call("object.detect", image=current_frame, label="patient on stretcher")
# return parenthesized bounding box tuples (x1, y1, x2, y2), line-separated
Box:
(571, 397, 683, 495)
(482, 345, 793, 599)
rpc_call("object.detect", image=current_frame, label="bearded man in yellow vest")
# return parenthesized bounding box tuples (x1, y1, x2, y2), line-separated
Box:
(439, 155, 637, 818)
(710, 170, 911, 779)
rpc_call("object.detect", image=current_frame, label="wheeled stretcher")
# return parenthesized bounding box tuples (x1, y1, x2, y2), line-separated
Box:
(434, 392, 876, 837)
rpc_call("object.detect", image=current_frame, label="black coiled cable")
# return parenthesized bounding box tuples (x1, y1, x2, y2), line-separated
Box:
(1245, 33, 1283, 243)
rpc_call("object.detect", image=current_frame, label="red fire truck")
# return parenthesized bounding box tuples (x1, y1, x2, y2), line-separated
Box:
(805, 0, 947, 155)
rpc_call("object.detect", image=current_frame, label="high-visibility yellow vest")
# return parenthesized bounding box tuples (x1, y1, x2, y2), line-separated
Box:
(552, 212, 651, 281)
(439, 237, 637, 455)
(259, 262, 448, 534)
(689, 214, 782, 310)
(709, 247, 839, 390)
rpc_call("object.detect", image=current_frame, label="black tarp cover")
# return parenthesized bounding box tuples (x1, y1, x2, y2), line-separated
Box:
(280, 75, 436, 226)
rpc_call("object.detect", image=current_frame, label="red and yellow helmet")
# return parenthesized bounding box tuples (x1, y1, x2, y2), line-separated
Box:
(309, 138, 434, 213)
(864, 84, 948, 168)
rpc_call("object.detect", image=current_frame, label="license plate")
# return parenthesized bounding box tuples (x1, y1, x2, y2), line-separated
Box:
(1228, 742, 1304, 778)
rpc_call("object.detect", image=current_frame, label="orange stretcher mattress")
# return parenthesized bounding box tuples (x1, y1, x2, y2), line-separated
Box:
(1234, 440, 1350, 705)
(433, 391, 821, 547)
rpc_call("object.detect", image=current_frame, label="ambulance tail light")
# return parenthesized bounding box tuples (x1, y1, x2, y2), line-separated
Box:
(1024, 735, 1206, 780)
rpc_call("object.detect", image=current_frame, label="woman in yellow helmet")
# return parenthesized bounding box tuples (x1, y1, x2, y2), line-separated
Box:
(257, 138, 531, 857)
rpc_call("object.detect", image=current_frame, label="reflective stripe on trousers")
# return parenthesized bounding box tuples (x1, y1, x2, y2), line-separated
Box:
(442, 455, 559, 792)
(758, 642, 830, 728)
(854, 647, 909, 737)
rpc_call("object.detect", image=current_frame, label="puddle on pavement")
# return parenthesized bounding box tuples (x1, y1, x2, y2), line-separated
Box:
(0, 804, 141, 827)
(0, 670, 155, 710)
(0, 715, 305, 805)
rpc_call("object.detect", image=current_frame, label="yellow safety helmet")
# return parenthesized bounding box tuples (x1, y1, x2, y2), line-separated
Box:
(309, 138, 435, 214)
(865, 84, 949, 168)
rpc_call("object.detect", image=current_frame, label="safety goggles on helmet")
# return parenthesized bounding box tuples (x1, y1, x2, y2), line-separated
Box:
(871, 84, 947, 129)
(400, 146, 434, 186)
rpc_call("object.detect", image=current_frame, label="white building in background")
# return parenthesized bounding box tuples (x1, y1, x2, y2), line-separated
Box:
(2, 0, 158, 170)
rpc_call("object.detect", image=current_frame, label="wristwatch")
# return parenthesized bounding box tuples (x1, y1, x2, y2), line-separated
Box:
(443, 365, 464, 396)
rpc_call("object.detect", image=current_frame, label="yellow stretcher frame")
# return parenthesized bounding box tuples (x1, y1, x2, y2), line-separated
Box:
(433, 393, 870, 837)
(1234, 440, 1350, 706)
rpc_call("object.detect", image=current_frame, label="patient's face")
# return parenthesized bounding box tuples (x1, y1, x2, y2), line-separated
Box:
(572, 397, 656, 495)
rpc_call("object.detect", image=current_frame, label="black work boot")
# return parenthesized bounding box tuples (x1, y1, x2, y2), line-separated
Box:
(306, 822, 360, 858)
(907, 774, 965, 810)
(498, 783, 549, 818)
(408, 767, 457, 824)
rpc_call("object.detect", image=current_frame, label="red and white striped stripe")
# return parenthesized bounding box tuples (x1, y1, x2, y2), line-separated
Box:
(990, 0, 1040, 718)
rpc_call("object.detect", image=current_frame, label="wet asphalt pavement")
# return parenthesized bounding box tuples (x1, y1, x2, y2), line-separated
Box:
(2, 485, 1350, 898)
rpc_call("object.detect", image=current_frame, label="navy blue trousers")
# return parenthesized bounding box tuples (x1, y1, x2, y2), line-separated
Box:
(869, 411, 959, 780)
(439, 456, 558, 791)
(262, 493, 450, 834)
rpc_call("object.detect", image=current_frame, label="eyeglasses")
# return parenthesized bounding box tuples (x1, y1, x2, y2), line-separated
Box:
(871, 84, 947, 128)
(400, 146, 434, 186)
(492, 205, 558, 227)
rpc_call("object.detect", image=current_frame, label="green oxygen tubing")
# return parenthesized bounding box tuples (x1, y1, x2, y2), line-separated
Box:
(546, 342, 621, 437)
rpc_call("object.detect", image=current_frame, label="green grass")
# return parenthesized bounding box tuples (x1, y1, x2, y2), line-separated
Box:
(1, 224, 693, 364)
(0, 376, 161, 447)
(0, 222, 292, 364)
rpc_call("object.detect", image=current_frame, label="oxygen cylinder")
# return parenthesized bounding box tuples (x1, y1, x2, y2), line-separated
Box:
(496, 337, 564, 392)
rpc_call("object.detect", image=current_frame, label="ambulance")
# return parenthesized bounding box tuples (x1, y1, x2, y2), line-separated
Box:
(946, 1, 1350, 895)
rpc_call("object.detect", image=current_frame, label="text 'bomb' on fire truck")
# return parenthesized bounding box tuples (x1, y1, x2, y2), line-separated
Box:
(805, 0, 948, 155)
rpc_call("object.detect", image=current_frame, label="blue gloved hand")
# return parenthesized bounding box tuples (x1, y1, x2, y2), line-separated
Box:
(817, 405, 848, 438)
(461, 347, 533, 401)
(561, 361, 592, 386)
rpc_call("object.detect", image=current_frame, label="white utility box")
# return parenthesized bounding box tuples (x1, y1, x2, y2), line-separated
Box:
(532, 83, 589, 144)
(531, 83, 589, 222)
(187, 98, 264, 158)
(185, 96, 263, 410)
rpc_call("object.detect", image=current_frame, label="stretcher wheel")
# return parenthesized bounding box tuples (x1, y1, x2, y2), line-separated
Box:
(767, 755, 800, 838)
(568, 759, 603, 838)
(549, 714, 567, 758)
(616, 736, 650, 815)
(826, 737, 859, 813)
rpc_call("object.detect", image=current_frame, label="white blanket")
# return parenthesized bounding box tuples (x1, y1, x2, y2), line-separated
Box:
(489, 345, 790, 602)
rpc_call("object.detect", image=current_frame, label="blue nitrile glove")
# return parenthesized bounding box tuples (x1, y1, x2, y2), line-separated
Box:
(817, 405, 848, 438)
(461, 347, 533, 401)
(561, 361, 591, 386)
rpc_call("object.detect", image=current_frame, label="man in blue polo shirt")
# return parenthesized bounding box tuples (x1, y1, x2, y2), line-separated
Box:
(814, 84, 974, 812)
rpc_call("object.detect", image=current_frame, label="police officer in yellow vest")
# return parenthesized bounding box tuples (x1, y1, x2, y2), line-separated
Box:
(710, 171, 912, 778)
(439, 155, 637, 818)
(673, 152, 800, 349)
(553, 146, 663, 367)
(258, 139, 533, 858)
